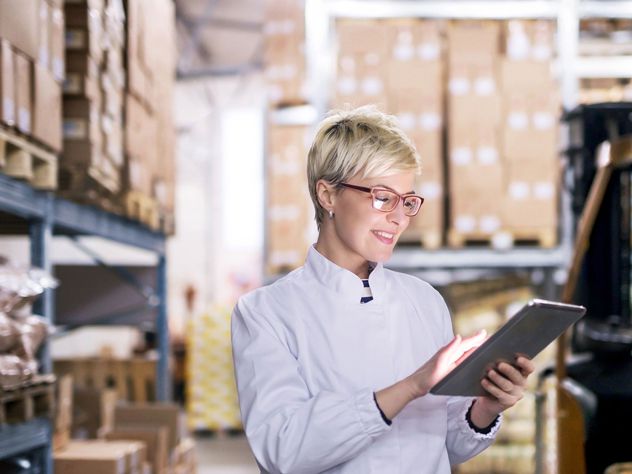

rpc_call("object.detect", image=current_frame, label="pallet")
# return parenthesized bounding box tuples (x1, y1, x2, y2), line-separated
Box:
(58, 164, 123, 215)
(0, 124, 58, 190)
(53, 358, 157, 402)
(0, 374, 56, 424)
(399, 230, 442, 250)
(448, 228, 557, 249)
(125, 191, 160, 231)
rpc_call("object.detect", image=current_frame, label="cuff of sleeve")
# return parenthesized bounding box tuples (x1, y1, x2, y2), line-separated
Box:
(461, 399, 502, 440)
(353, 388, 392, 438)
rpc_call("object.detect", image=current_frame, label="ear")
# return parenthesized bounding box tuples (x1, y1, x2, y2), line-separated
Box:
(316, 179, 337, 212)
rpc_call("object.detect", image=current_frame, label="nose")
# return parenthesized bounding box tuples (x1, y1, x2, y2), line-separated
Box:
(387, 199, 408, 225)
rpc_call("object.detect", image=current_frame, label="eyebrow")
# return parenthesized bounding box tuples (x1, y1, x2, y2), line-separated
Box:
(374, 184, 417, 195)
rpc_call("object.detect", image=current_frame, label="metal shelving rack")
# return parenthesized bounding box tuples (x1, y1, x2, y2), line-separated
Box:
(297, 0, 632, 283)
(0, 173, 171, 473)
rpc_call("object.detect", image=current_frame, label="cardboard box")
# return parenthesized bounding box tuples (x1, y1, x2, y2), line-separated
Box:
(49, 0, 65, 81)
(337, 19, 388, 56)
(502, 127, 557, 161)
(450, 162, 504, 195)
(502, 196, 557, 228)
(448, 20, 500, 64)
(104, 426, 169, 474)
(14, 51, 32, 133)
(504, 20, 555, 61)
(0, 39, 15, 126)
(0, 0, 39, 59)
(500, 60, 554, 95)
(386, 19, 443, 62)
(409, 131, 442, 168)
(71, 387, 117, 439)
(451, 193, 503, 235)
(114, 404, 182, 455)
(33, 63, 62, 152)
(386, 60, 442, 93)
(449, 94, 502, 127)
(55, 440, 146, 474)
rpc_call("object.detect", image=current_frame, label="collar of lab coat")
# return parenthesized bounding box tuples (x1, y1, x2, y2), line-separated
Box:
(305, 245, 387, 305)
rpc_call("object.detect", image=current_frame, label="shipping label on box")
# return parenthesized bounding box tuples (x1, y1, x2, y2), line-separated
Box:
(386, 19, 444, 62)
(0, 39, 15, 126)
(504, 20, 555, 62)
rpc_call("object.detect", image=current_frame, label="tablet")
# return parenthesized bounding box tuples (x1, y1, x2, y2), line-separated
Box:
(429, 299, 586, 397)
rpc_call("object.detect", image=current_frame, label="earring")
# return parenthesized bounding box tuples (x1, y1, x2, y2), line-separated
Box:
(328, 210, 334, 219)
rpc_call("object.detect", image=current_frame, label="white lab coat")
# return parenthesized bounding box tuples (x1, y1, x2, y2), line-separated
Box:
(231, 246, 499, 474)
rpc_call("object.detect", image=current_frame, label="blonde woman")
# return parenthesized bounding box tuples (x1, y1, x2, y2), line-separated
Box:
(231, 107, 534, 474)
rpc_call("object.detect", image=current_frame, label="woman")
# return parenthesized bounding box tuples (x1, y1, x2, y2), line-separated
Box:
(231, 107, 534, 473)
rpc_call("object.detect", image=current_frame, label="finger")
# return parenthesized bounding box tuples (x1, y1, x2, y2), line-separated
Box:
(457, 329, 487, 354)
(487, 369, 514, 392)
(496, 362, 526, 386)
(481, 377, 509, 401)
(454, 345, 478, 365)
(481, 377, 520, 407)
(515, 356, 535, 375)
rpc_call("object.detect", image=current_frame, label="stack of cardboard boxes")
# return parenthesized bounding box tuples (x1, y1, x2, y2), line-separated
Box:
(499, 21, 558, 246)
(334, 19, 446, 248)
(124, 0, 176, 233)
(186, 307, 242, 432)
(0, 0, 63, 154)
(263, 0, 313, 274)
(264, 0, 308, 106)
(53, 394, 197, 474)
(62, 0, 125, 201)
(447, 21, 503, 246)
(335, 20, 388, 110)
(385, 20, 445, 248)
(266, 124, 313, 274)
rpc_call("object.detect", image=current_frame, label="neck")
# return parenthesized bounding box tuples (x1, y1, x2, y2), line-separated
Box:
(314, 228, 369, 279)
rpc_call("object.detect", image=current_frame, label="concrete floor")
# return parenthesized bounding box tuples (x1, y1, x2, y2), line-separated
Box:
(195, 433, 260, 474)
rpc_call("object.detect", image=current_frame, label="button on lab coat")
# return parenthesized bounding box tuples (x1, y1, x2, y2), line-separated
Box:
(231, 246, 499, 474)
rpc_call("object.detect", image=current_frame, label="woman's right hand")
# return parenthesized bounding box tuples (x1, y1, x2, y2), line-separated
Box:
(405, 330, 487, 399)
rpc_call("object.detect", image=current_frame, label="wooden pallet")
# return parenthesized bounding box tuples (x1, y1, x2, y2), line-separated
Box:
(0, 125, 58, 190)
(0, 374, 56, 424)
(53, 358, 157, 402)
(448, 228, 557, 249)
(57, 164, 123, 215)
(399, 230, 442, 250)
(125, 191, 160, 230)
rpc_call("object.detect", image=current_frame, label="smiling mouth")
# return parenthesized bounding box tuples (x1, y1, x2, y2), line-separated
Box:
(372, 230, 395, 244)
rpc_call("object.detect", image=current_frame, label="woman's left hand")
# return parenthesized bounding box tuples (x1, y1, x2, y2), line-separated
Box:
(471, 356, 536, 426)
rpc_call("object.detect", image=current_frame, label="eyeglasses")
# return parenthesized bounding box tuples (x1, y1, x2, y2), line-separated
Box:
(338, 183, 424, 217)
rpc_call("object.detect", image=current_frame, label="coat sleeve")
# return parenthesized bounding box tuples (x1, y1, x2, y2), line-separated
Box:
(431, 289, 501, 465)
(231, 299, 390, 474)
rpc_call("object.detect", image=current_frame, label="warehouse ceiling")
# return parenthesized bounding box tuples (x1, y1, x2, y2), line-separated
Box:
(175, 0, 265, 79)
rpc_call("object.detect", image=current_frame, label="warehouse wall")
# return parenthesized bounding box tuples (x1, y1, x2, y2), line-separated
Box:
(169, 74, 266, 336)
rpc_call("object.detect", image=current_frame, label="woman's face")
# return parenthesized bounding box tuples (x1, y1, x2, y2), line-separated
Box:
(330, 171, 416, 266)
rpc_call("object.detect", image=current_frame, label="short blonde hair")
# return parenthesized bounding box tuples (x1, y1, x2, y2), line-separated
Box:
(307, 106, 422, 228)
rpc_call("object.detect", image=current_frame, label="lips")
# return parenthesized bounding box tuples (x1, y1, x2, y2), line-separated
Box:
(372, 230, 395, 244)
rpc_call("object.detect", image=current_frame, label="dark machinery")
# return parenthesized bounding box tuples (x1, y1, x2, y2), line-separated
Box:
(562, 103, 632, 474)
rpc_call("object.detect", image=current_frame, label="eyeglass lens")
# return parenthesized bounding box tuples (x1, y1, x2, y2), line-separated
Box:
(372, 189, 421, 216)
